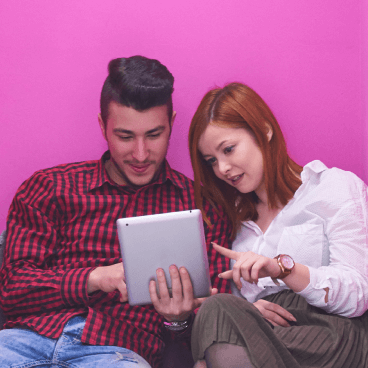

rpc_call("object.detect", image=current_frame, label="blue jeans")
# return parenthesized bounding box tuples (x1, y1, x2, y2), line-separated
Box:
(0, 316, 151, 368)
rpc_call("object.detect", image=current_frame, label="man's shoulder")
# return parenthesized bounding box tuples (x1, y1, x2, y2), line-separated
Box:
(167, 167, 194, 189)
(18, 159, 100, 192)
(31, 159, 99, 179)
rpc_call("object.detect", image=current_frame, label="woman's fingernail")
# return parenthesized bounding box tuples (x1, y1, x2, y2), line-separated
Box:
(218, 274, 222, 278)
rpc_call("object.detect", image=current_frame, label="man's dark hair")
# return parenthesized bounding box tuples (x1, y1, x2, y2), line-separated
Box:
(100, 56, 174, 124)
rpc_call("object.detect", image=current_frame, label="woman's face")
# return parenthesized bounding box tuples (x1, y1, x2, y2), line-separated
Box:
(198, 123, 266, 196)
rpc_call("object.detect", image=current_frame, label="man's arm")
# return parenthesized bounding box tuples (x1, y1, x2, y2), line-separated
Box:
(0, 172, 95, 318)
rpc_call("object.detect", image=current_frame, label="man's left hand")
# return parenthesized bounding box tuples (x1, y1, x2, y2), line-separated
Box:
(149, 265, 217, 322)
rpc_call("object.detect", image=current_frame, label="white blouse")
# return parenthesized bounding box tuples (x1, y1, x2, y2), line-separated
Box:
(231, 160, 368, 318)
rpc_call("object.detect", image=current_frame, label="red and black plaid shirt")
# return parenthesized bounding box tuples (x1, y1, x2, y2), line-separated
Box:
(0, 151, 231, 367)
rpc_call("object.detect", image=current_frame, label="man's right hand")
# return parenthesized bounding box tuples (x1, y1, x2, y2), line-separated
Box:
(87, 263, 128, 302)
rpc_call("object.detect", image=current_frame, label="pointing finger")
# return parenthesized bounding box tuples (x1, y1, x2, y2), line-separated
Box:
(212, 242, 240, 261)
(218, 270, 233, 279)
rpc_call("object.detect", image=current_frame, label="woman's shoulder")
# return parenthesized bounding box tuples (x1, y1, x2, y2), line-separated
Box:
(301, 160, 367, 205)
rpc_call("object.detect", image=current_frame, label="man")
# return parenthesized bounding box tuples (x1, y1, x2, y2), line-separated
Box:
(0, 56, 231, 367)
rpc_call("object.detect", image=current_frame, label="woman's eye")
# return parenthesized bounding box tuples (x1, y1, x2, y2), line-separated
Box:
(206, 158, 217, 166)
(224, 145, 234, 154)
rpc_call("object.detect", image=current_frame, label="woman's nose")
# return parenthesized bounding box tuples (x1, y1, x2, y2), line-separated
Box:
(218, 160, 231, 176)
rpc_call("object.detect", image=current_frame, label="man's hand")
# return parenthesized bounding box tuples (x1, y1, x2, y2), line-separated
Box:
(253, 299, 297, 327)
(212, 242, 280, 288)
(149, 265, 217, 322)
(87, 263, 128, 302)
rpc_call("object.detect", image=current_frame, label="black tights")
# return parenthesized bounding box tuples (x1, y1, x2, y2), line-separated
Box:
(204, 342, 254, 368)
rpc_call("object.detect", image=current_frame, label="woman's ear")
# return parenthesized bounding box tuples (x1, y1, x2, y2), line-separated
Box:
(265, 123, 273, 142)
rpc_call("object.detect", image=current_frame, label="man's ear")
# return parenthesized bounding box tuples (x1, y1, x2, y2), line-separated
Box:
(98, 113, 107, 141)
(170, 111, 177, 129)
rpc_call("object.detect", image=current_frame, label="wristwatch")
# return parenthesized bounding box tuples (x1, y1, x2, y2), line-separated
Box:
(273, 254, 295, 279)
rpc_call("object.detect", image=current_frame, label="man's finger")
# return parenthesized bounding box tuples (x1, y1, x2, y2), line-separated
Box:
(212, 242, 240, 260)
(149, 280, 160, 306)
(179, 267, 194, 301)
(169, 265, 183, 300)
(155, 268, 170, 300)
(193, 288, 218, 308)
(118, 281, 128, 302)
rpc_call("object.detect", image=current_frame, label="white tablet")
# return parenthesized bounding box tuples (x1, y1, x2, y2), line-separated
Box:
(116, 209, 211, 306)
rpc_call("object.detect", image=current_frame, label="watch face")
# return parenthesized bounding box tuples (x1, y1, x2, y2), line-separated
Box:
(280, 255, 294, 269)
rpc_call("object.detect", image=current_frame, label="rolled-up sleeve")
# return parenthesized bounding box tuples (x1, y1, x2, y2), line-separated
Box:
(298, 190, 368, 317)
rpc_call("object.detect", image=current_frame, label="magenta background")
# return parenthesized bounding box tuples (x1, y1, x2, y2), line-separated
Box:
(0, 1, 366, 230)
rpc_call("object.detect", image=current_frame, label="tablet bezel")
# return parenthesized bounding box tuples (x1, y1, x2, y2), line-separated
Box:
(116, 209, 211, 306)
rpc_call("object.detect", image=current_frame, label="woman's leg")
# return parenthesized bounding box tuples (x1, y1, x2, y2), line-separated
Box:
(191, 294, 298, 368)
(204, 342, 254, 368)
(193, 291, 368, 368)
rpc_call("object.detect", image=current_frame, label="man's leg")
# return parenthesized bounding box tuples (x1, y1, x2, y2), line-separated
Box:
(53, 316, 152, 368)
(0, 316, 151, 368)
(0, 326, 56, 367)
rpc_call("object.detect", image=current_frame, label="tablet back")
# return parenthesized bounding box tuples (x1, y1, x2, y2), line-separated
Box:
(116, 209, 211, 306)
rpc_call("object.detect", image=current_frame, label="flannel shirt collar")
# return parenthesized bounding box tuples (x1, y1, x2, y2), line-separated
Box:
(88, 151, 187, 192)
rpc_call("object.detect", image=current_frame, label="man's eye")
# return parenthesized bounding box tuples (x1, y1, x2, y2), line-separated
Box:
(224, 145, 234, 154)
(119, 136, 132, 141)
(148, 133, 161, 139)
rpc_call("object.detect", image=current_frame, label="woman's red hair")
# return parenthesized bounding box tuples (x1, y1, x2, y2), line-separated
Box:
(189, 83, 302, 239)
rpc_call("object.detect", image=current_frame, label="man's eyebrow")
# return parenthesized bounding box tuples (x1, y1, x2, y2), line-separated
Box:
(146, 125, 166, 134)
(113, 125, 166, 135)
(113, 128, 134, 134)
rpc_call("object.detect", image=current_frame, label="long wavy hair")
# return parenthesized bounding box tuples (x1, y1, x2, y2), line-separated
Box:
(189, 83, 302, 239)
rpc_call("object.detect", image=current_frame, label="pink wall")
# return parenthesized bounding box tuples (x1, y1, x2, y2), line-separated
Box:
(0, 0, 365, 230)
(363, 0, 368, 182)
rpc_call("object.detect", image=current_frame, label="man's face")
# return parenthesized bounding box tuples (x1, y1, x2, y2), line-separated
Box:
(99, 102, 175, 188)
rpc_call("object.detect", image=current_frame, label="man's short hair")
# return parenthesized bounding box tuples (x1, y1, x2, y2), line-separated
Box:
(100, 56, 174, 124)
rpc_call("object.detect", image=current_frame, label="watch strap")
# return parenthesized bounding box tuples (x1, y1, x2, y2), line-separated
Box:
(273, 254, 294, 279)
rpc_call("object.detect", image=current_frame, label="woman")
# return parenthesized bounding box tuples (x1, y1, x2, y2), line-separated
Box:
(188, 83, 368, 368)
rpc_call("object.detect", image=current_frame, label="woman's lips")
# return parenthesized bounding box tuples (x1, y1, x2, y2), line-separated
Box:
(230, 173, 244, 185)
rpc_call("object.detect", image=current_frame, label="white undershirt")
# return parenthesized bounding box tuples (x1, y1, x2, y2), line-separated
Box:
(231, 160, 368, 317)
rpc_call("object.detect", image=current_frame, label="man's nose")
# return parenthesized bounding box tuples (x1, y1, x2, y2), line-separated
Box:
(132, 139, 149, 162)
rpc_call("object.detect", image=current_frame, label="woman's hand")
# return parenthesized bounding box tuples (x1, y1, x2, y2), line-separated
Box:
(253, 299, 297, 327)
(212, 242, 280, 289)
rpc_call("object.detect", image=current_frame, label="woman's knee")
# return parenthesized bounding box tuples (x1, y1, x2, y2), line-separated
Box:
(198, 294, 254, 316)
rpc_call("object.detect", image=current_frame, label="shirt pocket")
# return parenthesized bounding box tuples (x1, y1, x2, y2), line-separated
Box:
(277, 223, 324, 269)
